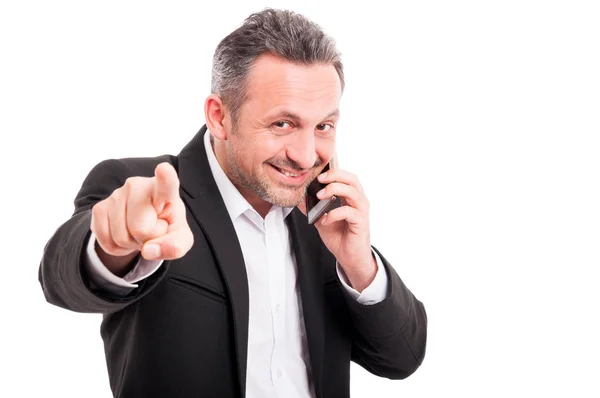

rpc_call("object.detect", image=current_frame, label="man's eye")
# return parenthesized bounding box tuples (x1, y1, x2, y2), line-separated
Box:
(274, 121, 291, 129)
(316, 124, 333, 132)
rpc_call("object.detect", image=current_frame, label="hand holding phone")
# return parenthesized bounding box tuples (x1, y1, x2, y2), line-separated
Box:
(301, 156, 378, 291)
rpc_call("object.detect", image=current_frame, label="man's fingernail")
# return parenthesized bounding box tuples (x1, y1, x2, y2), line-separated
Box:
(317, 189, 325, 199)
(318, 173, 327, 181)
(320, 214, 328, 225)
(145, 244, 161, 259)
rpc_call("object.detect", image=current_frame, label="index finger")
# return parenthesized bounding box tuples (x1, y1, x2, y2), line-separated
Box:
(153, 162, 180, 210)
(317, 168, 364, 193)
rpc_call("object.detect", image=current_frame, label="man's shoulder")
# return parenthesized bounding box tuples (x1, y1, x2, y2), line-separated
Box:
(90, 154, 179, 180)
(74, 154, 180, 211)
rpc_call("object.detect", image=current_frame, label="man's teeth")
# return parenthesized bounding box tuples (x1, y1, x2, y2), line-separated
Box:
(272, 164, 301, 177)
(281, 170, 300, 177)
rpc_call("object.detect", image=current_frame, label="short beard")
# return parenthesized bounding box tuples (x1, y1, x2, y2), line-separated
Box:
(225, 137, 321, 207)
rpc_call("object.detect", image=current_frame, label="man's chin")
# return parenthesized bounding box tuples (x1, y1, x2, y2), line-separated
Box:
(264, 188, 305, 208)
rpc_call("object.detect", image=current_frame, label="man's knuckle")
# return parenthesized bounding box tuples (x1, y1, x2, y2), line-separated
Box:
(124, 177, 138, 188)
(99, 238, 117, 253)
(128, 224, 145, 239)
(111, 186, 125, 200)
(106, 194, 121, 210)
(92, 202, 104, 218)
(112, 232, 129, 248)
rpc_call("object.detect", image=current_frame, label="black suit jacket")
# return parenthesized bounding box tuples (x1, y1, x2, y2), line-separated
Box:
(39, 126, 427, 398)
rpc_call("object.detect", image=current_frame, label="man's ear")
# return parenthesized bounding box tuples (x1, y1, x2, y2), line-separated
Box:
(204, 94, 231, 140)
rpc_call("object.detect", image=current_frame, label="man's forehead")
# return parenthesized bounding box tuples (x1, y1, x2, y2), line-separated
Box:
(246, 84, 341, 122)
(246, 55, 342, 96)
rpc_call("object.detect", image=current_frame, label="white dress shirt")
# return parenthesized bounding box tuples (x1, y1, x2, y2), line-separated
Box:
(84, 130, 389, 398)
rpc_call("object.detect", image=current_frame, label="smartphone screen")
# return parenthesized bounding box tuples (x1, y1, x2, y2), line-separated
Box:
(305, 161, 337, 224)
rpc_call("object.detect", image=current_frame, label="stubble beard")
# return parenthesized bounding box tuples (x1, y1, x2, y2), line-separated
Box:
(226, 143, 312, 208)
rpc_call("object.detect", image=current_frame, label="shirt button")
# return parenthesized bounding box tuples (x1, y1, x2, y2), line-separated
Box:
(275, 304, 281, 313)
(277, 369, 282, 378)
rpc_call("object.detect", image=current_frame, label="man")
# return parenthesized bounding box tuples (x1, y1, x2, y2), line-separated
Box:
(39, 8, 427, 398)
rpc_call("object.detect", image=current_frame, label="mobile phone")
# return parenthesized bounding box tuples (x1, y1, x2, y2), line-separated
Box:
(305, 156, 338, 224)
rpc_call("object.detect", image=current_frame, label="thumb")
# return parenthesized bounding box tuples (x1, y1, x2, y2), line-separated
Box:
(153, 162, 180, 211)
(141, 224, 194, 260)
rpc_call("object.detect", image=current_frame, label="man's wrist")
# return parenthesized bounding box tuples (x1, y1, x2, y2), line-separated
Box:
(340, 254, 378, 293)
(95, 241, 140, 277)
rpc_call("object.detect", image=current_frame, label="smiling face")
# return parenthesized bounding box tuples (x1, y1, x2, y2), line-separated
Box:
(206, 53, 342, 213)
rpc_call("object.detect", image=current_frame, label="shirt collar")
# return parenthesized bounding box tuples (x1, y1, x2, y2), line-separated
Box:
(203, 129, 295, 222)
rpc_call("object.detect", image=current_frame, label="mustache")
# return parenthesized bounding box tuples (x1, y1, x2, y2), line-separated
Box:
(267, 157, 324, 172)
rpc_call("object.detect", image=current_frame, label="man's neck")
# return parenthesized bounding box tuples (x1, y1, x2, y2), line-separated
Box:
(236, 186, 273, 219)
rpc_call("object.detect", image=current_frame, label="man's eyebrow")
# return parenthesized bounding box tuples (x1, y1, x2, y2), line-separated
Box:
(324, 109, 340, 119)
(275, 110, 302, 122)
(272, 108, 340, 122)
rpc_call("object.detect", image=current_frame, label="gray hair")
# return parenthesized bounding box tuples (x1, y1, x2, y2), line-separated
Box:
(211, 8, 345, 127)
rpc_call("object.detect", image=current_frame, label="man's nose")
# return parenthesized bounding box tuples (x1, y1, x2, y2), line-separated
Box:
(287, 130, 317, 170)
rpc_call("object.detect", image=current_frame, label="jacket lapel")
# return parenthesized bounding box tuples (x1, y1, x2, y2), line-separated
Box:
(176, 126, 249, 398)
(287, 209, 326, 398)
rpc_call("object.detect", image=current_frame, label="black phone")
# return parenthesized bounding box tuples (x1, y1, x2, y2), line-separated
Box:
(305, 157, 338, 224)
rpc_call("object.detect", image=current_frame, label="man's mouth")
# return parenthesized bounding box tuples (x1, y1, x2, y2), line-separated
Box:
(269, 164, 309, 183)
(272, 165, 302, 177)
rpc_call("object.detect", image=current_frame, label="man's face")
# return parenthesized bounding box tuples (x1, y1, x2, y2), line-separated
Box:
(224, 54, 341, 208)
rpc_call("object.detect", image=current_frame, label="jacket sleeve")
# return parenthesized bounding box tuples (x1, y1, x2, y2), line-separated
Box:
(38, 158, 170, 314)
(345, 246, 427, 380)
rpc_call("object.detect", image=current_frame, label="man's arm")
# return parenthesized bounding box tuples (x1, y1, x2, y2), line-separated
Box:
(85, 231, 164, 295)
(343, 246, 427, 380)
(38, 157, 184, 314)
(302, 167, 427, 378)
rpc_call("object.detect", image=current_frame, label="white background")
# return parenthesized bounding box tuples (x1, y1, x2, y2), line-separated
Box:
(1, 0, 599, 397)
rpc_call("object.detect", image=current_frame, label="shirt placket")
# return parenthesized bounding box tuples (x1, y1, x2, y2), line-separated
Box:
(265, 209, 287, 396)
